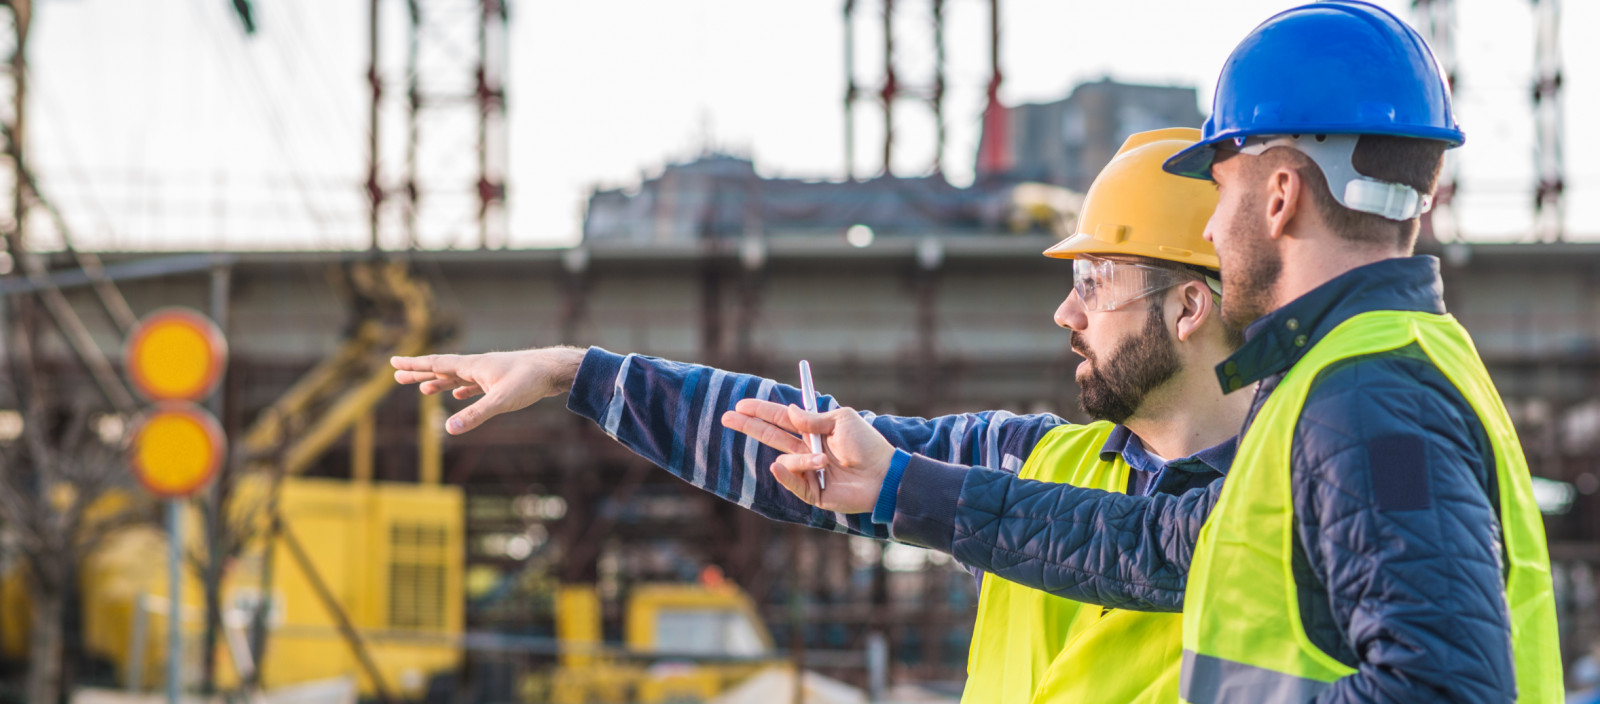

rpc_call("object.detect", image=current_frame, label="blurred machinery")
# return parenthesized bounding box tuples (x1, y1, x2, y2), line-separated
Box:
(543, 583, 780, 704)
(0, 477, 466, 699)
(1, 259, 468, 701)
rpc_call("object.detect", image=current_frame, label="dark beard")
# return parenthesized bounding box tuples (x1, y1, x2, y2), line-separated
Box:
(1075, 307, 1182, 424)
(1219, 190, 1283, 330)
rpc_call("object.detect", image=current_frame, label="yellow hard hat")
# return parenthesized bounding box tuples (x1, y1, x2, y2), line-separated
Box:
(1043, 127, 1220, 270)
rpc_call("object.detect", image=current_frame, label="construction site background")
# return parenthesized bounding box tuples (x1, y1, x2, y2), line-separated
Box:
(0, 1, 1597, 703)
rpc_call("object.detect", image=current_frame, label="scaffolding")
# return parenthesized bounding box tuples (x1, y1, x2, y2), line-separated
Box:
(0, 0, 25, 264)
(1416, 0, 1567, 242)
(1412, 0, 1460, 243)
(1532, 0, 1564, 242)
(843, 0, 997, 179)
(367, 0, 509, 251)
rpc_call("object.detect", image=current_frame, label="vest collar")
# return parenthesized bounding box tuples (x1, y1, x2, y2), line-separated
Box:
(1214, 256, 1447, 393)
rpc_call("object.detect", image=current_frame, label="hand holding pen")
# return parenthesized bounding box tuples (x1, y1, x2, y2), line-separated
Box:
(718, 385, 896, 515)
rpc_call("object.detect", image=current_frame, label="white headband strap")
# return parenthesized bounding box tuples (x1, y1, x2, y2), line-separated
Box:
(1234, 134, 1433, 221)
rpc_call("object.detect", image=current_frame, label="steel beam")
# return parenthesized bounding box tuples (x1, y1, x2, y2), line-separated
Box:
(0, 253, 235, 296)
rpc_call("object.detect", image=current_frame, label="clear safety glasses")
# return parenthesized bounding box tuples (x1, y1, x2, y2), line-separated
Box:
(1072, 254, 1211, 312)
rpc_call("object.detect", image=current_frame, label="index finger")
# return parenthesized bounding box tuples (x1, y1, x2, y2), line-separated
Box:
(782, 404, 837, 435)
(394, 370, 443, 385)
(733, 398, 803, 432)
(721, 411, 809, 455)
(391, 354, 460, 374)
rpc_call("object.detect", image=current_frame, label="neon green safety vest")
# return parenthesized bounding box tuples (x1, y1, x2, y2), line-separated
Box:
(1180, 311, 1563, 703)
(964, 422, 1183, 704)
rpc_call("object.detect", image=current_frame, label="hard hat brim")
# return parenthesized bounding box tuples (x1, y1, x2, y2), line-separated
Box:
(1042, 233, 1093, 260)
(1043, 232, 1220, 271)
(1162, 141, 1218, 181)
(1163, 124, 1468, 182)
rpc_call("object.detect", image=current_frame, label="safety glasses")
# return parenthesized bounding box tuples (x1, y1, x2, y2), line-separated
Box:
(1072, 254, 1209, 312)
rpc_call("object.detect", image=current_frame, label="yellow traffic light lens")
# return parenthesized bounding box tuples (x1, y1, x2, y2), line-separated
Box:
(131, 408, 223, 497)
(125, 309, 227, 402)
(134, 325, 210, 396)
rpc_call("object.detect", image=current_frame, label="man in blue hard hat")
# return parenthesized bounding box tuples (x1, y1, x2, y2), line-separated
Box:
(725, 2, 1564, 702)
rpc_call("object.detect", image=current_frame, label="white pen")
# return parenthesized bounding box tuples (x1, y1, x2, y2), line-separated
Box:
(798, 360, 825, 490)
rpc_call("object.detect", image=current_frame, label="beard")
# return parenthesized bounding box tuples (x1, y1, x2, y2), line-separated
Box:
(1074, 306, 1182, 424)
(1217, 189, 1283, 330)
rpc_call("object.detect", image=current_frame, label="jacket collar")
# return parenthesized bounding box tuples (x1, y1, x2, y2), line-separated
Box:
(1215, 255, 1447, 393)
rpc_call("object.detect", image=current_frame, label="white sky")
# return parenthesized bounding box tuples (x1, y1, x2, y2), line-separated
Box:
(21, 0, 1600, 250)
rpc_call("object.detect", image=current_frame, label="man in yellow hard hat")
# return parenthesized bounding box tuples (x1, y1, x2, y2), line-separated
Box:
(393, 127, 1247, 702)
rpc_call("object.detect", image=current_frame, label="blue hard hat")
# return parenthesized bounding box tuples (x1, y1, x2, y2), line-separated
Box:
(1165, 0, 1464, 180)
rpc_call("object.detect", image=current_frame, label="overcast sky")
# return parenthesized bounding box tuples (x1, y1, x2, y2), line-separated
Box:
(21, 0, 1600, 250)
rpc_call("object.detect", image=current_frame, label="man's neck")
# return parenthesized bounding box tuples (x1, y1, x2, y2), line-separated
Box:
(1124, 364, 1253, 460)
(1272, 231, 1403, 311)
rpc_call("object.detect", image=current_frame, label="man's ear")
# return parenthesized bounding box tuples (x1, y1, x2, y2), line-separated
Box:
(1171, 280, 1212, 343)
(1264, 161, 1304, 241)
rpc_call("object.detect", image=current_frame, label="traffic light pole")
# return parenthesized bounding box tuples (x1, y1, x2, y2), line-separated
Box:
(167, 498, 181, 704)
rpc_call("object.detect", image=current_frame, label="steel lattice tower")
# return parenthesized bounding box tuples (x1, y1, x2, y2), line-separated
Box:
(1532, 0, 1564, 242)
(367, 0, 509, 251)
(1412, 0, 1460, 243)
(844, 0, 986, 179)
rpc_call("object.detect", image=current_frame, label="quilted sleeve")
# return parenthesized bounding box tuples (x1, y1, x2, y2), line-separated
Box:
(1296, 355, 1515, 704)
(889, 452, 1220, 612)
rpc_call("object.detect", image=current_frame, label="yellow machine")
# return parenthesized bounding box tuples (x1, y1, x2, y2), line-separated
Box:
(547, 582, 782, 704)
(3, 260, 464, 699)
(1, 259, 787, 703)
(78, 477, 463, 698)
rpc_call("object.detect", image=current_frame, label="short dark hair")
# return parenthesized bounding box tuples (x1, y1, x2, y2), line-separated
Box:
(1251, 136, 1448, 251)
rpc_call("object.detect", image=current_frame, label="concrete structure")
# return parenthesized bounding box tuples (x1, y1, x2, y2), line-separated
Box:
(583, 153, 1021, 243)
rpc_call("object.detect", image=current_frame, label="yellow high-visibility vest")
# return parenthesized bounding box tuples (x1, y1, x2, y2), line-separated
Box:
(963, 421, 1183, 704)
(1179, 311, 1563, 703)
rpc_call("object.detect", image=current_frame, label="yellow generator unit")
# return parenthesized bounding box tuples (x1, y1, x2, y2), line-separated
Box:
(18, 476, 465, 700)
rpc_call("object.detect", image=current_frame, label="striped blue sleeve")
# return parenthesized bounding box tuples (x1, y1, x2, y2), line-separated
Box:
(565, 347, 1066, 540)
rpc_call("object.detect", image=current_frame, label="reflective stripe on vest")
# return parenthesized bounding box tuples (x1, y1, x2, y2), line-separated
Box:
(1179, 311, 1563, 703)
(962, 422, 1183, 704)
(1179, 650, 1330, 704)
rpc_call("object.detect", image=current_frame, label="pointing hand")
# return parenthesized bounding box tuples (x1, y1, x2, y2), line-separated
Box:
(392, 347, 585, 434)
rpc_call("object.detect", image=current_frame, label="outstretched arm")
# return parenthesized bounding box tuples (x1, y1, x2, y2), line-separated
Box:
(395, 347, 1065, 539)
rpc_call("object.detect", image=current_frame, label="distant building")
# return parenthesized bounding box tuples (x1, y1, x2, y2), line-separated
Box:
(583, 153, 1008, 243)
(977, 79, 1205, 191)
(583, 79, 1201, 243)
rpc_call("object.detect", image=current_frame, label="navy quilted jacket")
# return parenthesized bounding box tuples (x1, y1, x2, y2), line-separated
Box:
(888, 257, 1518, 703)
